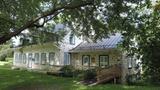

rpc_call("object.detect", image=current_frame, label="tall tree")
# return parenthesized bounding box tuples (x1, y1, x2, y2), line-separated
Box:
(1, 0, 160, 83)
(0, 0, 139, 44)
(0, 0, 94, 44)
(120, 1, 160, 83)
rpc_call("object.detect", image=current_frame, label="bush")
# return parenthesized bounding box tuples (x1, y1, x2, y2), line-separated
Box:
(126, 74, 137, 85)
(59, 65, 75, 77)
(59, 66, 97, 80)
(0, 55, 7, 61)
(82, 69, 97, 81)
(73, 69, 84, 79)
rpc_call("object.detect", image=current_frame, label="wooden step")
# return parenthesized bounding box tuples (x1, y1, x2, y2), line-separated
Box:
(96, 64, 122, 84)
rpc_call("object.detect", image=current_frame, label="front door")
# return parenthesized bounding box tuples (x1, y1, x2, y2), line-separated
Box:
(28, 53, 32, 68)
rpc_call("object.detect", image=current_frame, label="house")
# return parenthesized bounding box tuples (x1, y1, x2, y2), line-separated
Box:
(13, 30, 140, 83)
(69, 33, 141, 83)
(13, 24, 83, 71)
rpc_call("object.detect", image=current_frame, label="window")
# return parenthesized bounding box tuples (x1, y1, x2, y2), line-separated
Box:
(64, 52, 70, 65)
(28, 53, 32, 61)
(99, 55, 109, 67)
(34, 53, 39, 64)
(28, 53, 32, 68)
(82, 55, 90, 66)
(41, 53, 46, 65)
(19, 53, 22, 63)
(15, 53, 19, 63)
(69, 34, 75, 45)
(23, 53, 26, 64)
(49, 52, 55, 65)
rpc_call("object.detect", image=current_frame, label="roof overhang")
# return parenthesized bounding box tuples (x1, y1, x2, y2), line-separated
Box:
(69, 48, 117, 53)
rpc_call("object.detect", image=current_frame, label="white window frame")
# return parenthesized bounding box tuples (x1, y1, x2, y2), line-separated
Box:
(23, 53, 26, 64)
(49, 52, 55, 65)
(19, 53, 22, 63)
(82, 55, 90, 66)
(15, 53, 19, 63)
(34, 53, 39, 64)
(41, 53, 46, 65)
(99, 55, 109, 67)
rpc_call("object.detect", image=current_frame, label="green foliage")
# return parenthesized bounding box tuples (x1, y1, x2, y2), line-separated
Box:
(126, 74, 137, 85)
(82, 69, 96, 81)
(1, 67, 160, 90)
(1, 0, 160, 84)
(1, 60, 160, 90)
(59, 65, 75, 77)
(59, 66, 87, 78)
(142, 43, 160, 84)
(0, 44, 13, 60)
(0, 55, 6, 61)
(19, 25, 67, 46)
(119, 1, 160, 83)
(0, 0, 141, 43)
(0, 0, 41, 32)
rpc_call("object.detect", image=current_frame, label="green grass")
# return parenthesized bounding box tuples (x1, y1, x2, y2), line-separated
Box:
(0, 61, 160, 90)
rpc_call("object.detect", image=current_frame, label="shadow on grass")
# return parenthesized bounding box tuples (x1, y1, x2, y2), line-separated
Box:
(0, 69, 81, 90)
(1, 67, 160, 90)
(6, 80, 160, 90)
(6, 79, 84, 90)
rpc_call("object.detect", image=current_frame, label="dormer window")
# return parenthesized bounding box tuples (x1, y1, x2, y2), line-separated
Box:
(69, 34, 75, 45)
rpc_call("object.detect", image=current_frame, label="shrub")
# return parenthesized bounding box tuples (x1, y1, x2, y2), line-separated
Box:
(59, 65, 75, 77)
(82, 69, 97, 81)
(0, 55, 7, 61)
(73, 69, 84, 79)
(126, 74, 137, 85)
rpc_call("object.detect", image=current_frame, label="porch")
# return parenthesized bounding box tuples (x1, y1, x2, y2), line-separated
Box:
(70, 49, 122, 70)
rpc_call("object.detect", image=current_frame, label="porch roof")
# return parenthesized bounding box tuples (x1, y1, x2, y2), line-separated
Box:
(69, 33, 122, 52)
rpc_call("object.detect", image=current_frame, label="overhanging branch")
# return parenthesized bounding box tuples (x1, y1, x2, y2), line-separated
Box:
(0, 0, 94, 44)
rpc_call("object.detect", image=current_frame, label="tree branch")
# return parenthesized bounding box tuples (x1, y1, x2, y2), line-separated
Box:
(0, 0, 94, 44)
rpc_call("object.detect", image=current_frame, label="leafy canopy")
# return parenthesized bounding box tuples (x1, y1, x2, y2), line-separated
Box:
(0, 0, 139, 44)
(1, 0, 160, 83)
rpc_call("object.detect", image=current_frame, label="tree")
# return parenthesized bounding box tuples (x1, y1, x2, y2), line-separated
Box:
(1, 0, 160, 83)
(0, 0, 94, 44)
(0, 0, 139, 44)
(120, 1, 160, 83)
(19, 26, 67, 46)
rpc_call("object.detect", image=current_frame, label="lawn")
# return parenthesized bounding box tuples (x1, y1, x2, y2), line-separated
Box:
(0, 61, 160, 90)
